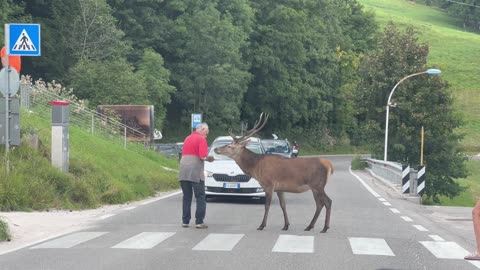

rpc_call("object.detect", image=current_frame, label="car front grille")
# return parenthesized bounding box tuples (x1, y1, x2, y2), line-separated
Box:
(207, 187, 260, 194)
(212, 174, 251, 182)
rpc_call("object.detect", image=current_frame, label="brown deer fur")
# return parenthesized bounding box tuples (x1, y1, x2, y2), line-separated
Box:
(214, 113, 334, 232)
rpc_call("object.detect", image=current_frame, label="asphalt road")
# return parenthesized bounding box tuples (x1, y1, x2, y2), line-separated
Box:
(0, 155, 479, 270)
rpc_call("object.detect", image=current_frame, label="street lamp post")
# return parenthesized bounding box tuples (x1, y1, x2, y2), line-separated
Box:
(383, 69, 441, 161)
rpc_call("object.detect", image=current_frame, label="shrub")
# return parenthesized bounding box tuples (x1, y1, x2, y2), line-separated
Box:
(351, 155, 368, 170)
(0, 218, 10, 242)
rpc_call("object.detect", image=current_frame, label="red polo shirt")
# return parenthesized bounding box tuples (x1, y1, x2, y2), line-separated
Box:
(1, 46, 21, 73)
(182, 131, 208, 158)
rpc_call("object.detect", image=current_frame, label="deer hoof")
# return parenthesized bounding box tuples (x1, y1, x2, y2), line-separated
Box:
(304, 226, 313, 231)
(320, 227, 329, 233)
(281, 225, 289, 231)
(257, 225, 265, 230)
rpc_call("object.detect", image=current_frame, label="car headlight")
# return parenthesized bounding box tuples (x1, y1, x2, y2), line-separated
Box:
(256, 188, 264, 193)
(204, 170, 214, 178)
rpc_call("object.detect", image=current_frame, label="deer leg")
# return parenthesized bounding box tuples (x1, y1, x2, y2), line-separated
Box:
(276, 191, 290, 230)
(320, 193, 332, 233)
(305, 189, 324, 231)
(258, 188, 273, 230)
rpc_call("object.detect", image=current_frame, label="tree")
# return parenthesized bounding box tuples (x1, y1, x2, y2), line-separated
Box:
(67, 59, 148, 107)
(354, 22, 467, 201)
(169, 3, 252, 129)
(137, 49, 176, 130)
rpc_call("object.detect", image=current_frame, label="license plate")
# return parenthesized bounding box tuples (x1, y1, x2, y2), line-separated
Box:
(223, 183, 240, 189)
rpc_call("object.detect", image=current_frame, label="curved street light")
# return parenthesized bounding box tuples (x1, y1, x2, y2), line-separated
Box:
(383, 69, 441, 161)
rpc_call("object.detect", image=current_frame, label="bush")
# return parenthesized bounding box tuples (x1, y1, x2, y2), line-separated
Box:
(0, 218, 10, 242)
(351, 155, 368, 170)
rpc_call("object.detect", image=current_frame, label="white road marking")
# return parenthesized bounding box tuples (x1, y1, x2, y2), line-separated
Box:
(420, 241, 469, 259)
(349, 167, 381, 197)
(193, 234, 244, 251)
(378, 198, 387, 202)
(383, 202, 392, 206)
(272, 235, 314, 253)
(123, 206, 136, 211)
(348, 237, 394, 256)
(390, 208, 400, 214)
(112, 232, 175, 249)
(140, 191, 182, 205)
(100, 214, 116, 220)
(429, 235, 445, 241)
(400, 216, 413, 222)
(31, 232, 107, 249)
(413, 225, 428, 231)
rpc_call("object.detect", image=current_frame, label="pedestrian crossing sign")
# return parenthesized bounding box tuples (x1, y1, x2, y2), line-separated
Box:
(7, 24, 41, 56)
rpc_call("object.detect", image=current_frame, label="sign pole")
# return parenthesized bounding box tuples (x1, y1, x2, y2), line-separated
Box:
(4, 24, 10, 175)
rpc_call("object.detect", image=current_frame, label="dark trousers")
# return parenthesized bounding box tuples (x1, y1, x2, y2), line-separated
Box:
(180, 180, 206, 225)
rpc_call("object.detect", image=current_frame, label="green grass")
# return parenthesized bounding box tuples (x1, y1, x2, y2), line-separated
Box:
(358, 0, 480, 206)
(358, 0, 480, 152)
(0, 110, 180, 211)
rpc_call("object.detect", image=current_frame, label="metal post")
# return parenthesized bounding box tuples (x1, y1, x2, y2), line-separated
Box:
(420, 126, 424, 166)
(124, 126, 127, 149)
(4, 24, 10, 175)
(91, 114, 94, 135)
(384, 71, 430, 161)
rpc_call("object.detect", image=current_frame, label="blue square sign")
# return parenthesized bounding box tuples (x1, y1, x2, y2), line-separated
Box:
(191, 113, 202, 129)
(8, 24, 41, 56)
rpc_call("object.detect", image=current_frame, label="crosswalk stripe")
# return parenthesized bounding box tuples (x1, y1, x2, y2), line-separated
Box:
(348, 237, 395, 256)
(31, 232, 108, 249)
(428, 235, 444, 242)
(400, 216, 413, 222)
(192, 234, 244, 251)
(112, 232, 175, 249)
(413, 225, 428, 231)
(420, 241, 469, 259)
(272, 235, 314, 253)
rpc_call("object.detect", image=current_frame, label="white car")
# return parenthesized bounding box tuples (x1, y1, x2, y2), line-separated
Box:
(204, 136, 265, 200)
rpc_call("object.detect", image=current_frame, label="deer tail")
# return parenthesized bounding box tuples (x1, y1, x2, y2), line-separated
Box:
(320, 159, 334, 177)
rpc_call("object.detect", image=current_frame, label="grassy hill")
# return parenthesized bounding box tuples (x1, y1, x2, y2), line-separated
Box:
(358, 0, 480, 152)
(0, 110, 179, 212)
(357, 0, 480, 206)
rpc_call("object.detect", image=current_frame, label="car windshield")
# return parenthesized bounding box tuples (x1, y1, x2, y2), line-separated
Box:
(262, 140, 291, 154)
(208, 140, 264, 160)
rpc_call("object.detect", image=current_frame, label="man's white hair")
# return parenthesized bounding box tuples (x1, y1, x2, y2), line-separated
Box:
(196, 123, 209, 131)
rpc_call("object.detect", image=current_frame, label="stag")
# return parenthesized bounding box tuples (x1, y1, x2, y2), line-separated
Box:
(214, 113, 334, 233)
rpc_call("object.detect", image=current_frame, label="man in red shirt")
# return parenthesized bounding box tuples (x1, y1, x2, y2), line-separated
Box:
(1, 46, 21, 73)
(178, 123, 214, 229)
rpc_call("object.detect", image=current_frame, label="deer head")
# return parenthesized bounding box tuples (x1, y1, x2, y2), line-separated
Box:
(214, 113, 269, 158)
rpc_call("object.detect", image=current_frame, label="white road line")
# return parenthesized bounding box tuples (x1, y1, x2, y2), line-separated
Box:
(349, 167, 381, 198)
(413, 225, 428, 231)
(383, 202, 392, 206)
(140, 191, 183, 205)
(390, 208, 400, 214)
(400, 216, 413, 222)
(100, 214, 116, 220)
(193, 234, 244, 251)
(31, 232, 107, 249)
(272, 235, 314, 253)
(429, 235, 445, 241)
(348, 237, 394, 256)
(112, 232, 175, 249)
(378, 198, 387, 202)
(420, 241, 469, 259)
(123, 206, 136, 211)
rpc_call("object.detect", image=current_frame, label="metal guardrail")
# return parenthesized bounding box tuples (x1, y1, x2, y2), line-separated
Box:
(19, 79, 149, 155)
(364, 158, 403, 186)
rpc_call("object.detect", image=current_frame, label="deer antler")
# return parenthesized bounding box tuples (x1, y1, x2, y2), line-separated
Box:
(237, 112, 269, 143)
